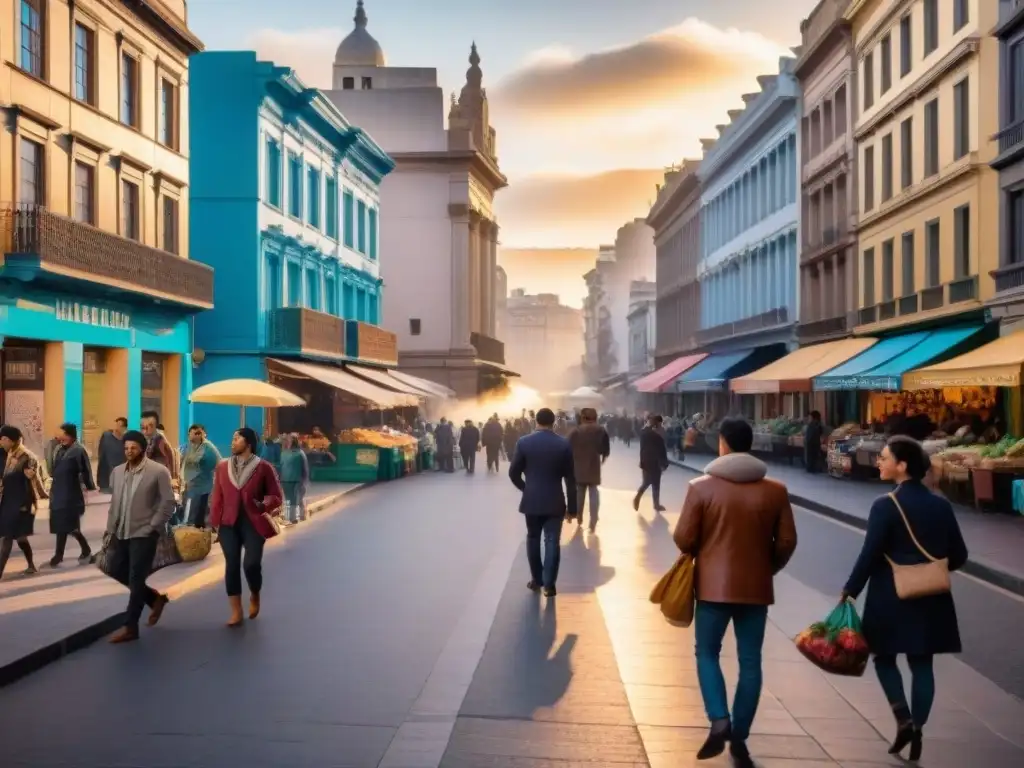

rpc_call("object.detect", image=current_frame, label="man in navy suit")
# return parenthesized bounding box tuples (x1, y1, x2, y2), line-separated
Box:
(509, 408, 577, 597)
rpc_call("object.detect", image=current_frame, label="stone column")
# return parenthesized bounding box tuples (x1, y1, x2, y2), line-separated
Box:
(468, 211, 481, 334)
(448, 204, 472, 349)
(479, 219, 492, 338)
(488, 223, 500, 336)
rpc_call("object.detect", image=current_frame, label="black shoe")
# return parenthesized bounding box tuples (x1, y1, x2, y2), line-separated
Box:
(908, 729, 922, 762)
(696, 722, 731, 760)
(632, 495, 641, 511)
(527, 580, 541, 592)
(78, 551, 92, 564)
(655, 505, 667, 512)
(888, 723, 915, 755)
(542, 586, 557, 597)
(729, 740, 754, 768)
(48, 557, 62, 568)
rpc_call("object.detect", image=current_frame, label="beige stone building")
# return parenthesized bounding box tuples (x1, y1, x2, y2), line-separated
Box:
(501, 290, 583, 395)
(847, 0, 999, 335)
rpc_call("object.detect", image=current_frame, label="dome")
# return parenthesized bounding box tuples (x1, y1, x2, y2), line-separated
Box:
(334, 1, 386, 67)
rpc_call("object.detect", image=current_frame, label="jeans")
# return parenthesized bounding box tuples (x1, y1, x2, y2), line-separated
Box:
(106, 535, 160, 630)
(874, 654, 935, 728)
(53, 530, 91, 562)
(695, 601, 769, 741)
(282, 482, 305, 522)
(463, 451, 476, 473)
(574, 484, 600, 527)
(219, 511, 266, 597)
(636, 469, 662, 508)
(525, 514, 564, 589)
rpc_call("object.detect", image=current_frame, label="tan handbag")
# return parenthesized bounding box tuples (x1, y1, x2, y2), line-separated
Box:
(885, 492, 951, 599)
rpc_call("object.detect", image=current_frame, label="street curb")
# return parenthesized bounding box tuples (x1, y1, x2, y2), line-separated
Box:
(0, 483, 366, 690)
(669, 458, 1024, 598)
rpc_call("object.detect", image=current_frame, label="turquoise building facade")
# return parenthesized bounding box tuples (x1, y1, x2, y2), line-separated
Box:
(189, 51, 395, 448)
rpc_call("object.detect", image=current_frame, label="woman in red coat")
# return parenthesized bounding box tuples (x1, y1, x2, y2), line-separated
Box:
(210, 427, 283, 627)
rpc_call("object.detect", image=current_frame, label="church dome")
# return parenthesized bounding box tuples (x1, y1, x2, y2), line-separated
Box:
(335, 1, 386, 67)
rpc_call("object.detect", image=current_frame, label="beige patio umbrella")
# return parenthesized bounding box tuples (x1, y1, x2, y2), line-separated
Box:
(190, 379, 305, 426)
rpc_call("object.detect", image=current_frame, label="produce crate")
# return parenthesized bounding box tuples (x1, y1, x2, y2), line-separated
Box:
(310, 444, 380, 483)
(377, 447, 402, 481)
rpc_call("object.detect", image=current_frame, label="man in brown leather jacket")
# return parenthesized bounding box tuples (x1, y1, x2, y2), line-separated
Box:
(673, 418, 798, 767)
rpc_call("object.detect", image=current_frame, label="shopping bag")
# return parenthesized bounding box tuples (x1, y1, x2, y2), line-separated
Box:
(795, 599, 869, 677)
(172, 526, 213, 562)
(649, 555, 695, 626)
(150, 529, 183, 574)
(93, 533, 114, 575)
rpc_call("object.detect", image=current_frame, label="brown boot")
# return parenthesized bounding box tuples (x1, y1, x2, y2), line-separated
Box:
(249, 592, 260, 619)
(147, 594, 170, 627)
(227, 595, 244, 628)
(109, 626, 139, 644)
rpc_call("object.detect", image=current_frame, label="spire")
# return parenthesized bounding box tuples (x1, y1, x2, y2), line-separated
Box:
(354, 0, 367, 28)
(469, 42, 480, 68)
(465, 42, 482, 88)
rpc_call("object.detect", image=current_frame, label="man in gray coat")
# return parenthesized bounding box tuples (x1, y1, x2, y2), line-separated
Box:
(103, 430, 176, 644)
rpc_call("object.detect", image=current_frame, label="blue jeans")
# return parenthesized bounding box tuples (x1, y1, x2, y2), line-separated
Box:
(695, 601, 769, 741)
(525, 514, 563, 588)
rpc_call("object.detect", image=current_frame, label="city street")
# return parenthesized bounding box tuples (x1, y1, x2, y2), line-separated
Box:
(1, 447, 1023, 767)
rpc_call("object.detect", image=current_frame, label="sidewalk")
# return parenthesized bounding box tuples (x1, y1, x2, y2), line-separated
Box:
(0, 481, 364, 688)
(670, 454, 1024, 596)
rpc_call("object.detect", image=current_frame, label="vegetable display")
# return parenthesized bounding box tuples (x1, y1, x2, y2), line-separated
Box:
(336, 428, 417, 448)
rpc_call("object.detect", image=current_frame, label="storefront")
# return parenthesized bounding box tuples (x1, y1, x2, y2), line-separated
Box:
(677, 345, 789, 419)
(631, 353, 706, 415)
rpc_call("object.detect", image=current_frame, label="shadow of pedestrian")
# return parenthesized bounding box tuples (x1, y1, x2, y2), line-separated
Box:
(637, 511, 677, 572)
(557, 526, 615, 594)
(513, 597, 578, 714)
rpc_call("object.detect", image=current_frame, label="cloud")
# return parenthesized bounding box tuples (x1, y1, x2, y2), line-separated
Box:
(492, 18, 789, 118)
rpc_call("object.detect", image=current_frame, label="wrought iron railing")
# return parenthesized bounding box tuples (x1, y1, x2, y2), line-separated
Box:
(993, 261, 1024, 293)
(695, 307, 789, 345)
(797, 314, 847, 339)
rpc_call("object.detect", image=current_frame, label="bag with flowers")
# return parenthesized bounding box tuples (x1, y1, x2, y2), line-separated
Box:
(795, 599, 869, 677)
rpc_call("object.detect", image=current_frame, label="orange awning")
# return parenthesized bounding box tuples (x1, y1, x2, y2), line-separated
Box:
(632, 353, 707, 393)
(902, 328, 1024, 389)
(730, 338, 877, 394)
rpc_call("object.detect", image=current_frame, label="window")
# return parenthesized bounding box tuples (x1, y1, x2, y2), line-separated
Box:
(863, 247, 876, 306)
(954, 205, 970, 278)
(368, 292, 378, 325)
(19, 138, 43, 205)
(901, 231, 915, 295)
(20, 0, 44, 78)
(159, 80, 178, 149)
(342, 77, 354, 90)
(1012, 41, 1024, 122)
(122, 180, 140, 240)
(880, 34, 892, 94)
(305, 270, 319, 310)
(900, 117, 913, 189)
(361, 77, 372, 90)
(882, 239, 895, 301)
(368, 207, 378, 259)
(326, 177, 339, 239)
(924, 98, 939, 176)
(925, 218, 940, 286)
(924, 0, 938, 56)
(863, 52, 874, 110)
(162, 197, 179, 255)
(265, 138, 281, 208)
(881, 133, 893, 202)
(74, 162, 94, 224)
(356, 287, 367, 321)
(343, 190, 355, 247)
(307, 167, 321, 229)
(1010, 192, 1024, 266)
(343, 282, 355, 318)
(74, 24, 94, 103)
(410, 318, 422, 336)
(357, 199, 367, 253)
(864, 145, 875, 211)
(288, 153, 302, 218)
(121, 53, 139, 127)
(325, 276, 337, 315)
(953, 0, 968, 33)
(954, 78, 969, 160)
(287, 262, 301, 306)
(899, 15, 912, 77)
(267, 256, 282, 309)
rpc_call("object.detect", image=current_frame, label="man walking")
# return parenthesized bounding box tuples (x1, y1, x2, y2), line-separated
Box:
(180, 424, 221, 528)
(567, 407, 610, 532)
(435, 418, 455, 473)
(47, 423, 96, 567)
(672, 418, 798, 766)
(508, 408, 576, 597)
(103, 430, 176, 644)
(141, 411, 178, 484)
(633, 414, 669, 512)
(97, 417, 127, 493)
(459, 419, 480, 474)
(482, 415, 504, 473)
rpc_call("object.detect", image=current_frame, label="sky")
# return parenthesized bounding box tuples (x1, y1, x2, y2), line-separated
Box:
(187, 0, 818, 289)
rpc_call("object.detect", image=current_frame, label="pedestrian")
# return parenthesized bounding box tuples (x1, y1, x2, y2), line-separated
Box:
(840, 436, 968, 763)
(567, 407, 610, 532)
(459, 418, 480, 474)
(482, 414, 504, 473)
(633, 414, 669, 513)
(279, 433, 309, 523)
(180, 424, 221, 528)
(47, 422, 96, 567)
(502, 419, 518, 461)
(102, 430, 176, 644)
(508, 408, 576, 597)
(0, 425, 46, 579)
(209, 427, 284, 627)
(97, 417, 127, 493)
(140, 410, 178, 483)
(672, 418, 798, 766)
(435, 418, 455, 473)
(804, 410, 824, 473)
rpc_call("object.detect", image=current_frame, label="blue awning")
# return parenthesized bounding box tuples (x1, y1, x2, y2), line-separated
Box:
(813, 325, 985, 391)
(675, 350, 759, 392)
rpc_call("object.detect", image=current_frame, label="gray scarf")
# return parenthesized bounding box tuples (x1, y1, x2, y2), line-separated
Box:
(228, 454, 260, 489)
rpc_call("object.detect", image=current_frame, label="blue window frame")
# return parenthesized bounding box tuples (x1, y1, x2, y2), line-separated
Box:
(368, 292, 379, 325)
(266, 256, 281, 310)
(325, 177, 338, 239)
(343, 190, 355, 248)
(287, 261, 301, 306)
(356, 287, 367, 321)
(357, 200, 367, 253)
(325, 276, 337, 315)
(368, 207, 378, 260)
(343, 282, 355, 319)
(265, 138, 281, 208)
(288, 153, 302, 218)
(307, 167, 321, 229)
(305, 269, 319, 310)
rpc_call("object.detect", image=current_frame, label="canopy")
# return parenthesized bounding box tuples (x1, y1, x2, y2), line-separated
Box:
(567, 386, 604, 403)
(675, 350, 760, 392)
(190, 379, 305, 408)
(814, 325, 985, 391)
(387, 369, 455, 399)
(632, 353, 707, 393)
(269, 359, 417, 408)
(730, 337, 877, 394)
(346, 364, 427, 398)
(902, 328, 1024, 389)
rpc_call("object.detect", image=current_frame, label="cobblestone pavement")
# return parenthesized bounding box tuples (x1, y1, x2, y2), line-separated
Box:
(0, 451, 1021, 767)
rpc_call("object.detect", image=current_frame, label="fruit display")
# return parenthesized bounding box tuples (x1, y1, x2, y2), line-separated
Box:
(795, 603, 869, 677)
(336, 428, 417, 448)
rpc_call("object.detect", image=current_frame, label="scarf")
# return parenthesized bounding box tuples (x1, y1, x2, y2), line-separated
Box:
(182, 439, 207, 471)
(227, 454, 260, 490)
(2, 443, 49, 506)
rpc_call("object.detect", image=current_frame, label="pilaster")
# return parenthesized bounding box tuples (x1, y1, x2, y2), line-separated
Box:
(448, 204, 473, 349)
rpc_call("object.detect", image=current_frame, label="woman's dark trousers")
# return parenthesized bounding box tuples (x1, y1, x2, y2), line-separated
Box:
(874, 654, 935, 727)
(53, 530, 91, 562)
(219, 512, 265, 597)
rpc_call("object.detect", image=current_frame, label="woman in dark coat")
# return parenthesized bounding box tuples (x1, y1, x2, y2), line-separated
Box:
(842, 436, 968, 763)
(47, 422, 96, 566)
(0, 425, 46, 579)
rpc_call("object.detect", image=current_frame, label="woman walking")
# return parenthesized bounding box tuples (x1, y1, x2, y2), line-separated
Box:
(279, 434, 309, 523)
(0, 425, 47, 579)
(209, 427, 283, 627)
(47, 422, 96, 567)
(841, 436, 968, 762)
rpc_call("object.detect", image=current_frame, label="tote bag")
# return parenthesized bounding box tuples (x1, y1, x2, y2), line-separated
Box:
(649, 554, 695, 626)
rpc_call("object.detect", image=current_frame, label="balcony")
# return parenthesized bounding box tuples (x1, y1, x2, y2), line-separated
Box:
(800, 226, 852, 264)
(991, 119, 1024, 169)
(797, 314, 848, 341)
(269, 307, 346, 359)
(857, 278, 980, 327)
(992, 261, 1024, 294)
(471, 331, 506, 365)
(0, 203, 213, 308)
(696, 307, 789, 346)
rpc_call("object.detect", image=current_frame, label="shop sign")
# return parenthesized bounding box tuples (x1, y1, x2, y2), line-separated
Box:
(2, 346, 44, 389)
(346, 321, 398, 365)
(355, 448, 379, 467)
(55, 300, 131, 329)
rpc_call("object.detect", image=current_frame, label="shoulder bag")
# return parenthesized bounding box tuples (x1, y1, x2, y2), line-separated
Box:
(885, 491, 951, 599)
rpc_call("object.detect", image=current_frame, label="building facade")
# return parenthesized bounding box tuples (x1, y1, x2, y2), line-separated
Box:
(847, 0, 999, 335)
(647, 161, 702, 369)
(0, 0, 208, 457)
(627, 281, 657, 378)
(604, 220, 656, 380)
(582, 246, 616, 383)
(796, 0, 859, 344)
(697, 56, 801, 354)
(990, 0, 1024, 332)
(502, 290, 584, 394)
(326, 2, 511, 399)
(189, 51, 394, 445)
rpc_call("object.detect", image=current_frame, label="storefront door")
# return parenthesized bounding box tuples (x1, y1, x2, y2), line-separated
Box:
(1, 344, 46, 457)
(141, 352, 167, 425)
